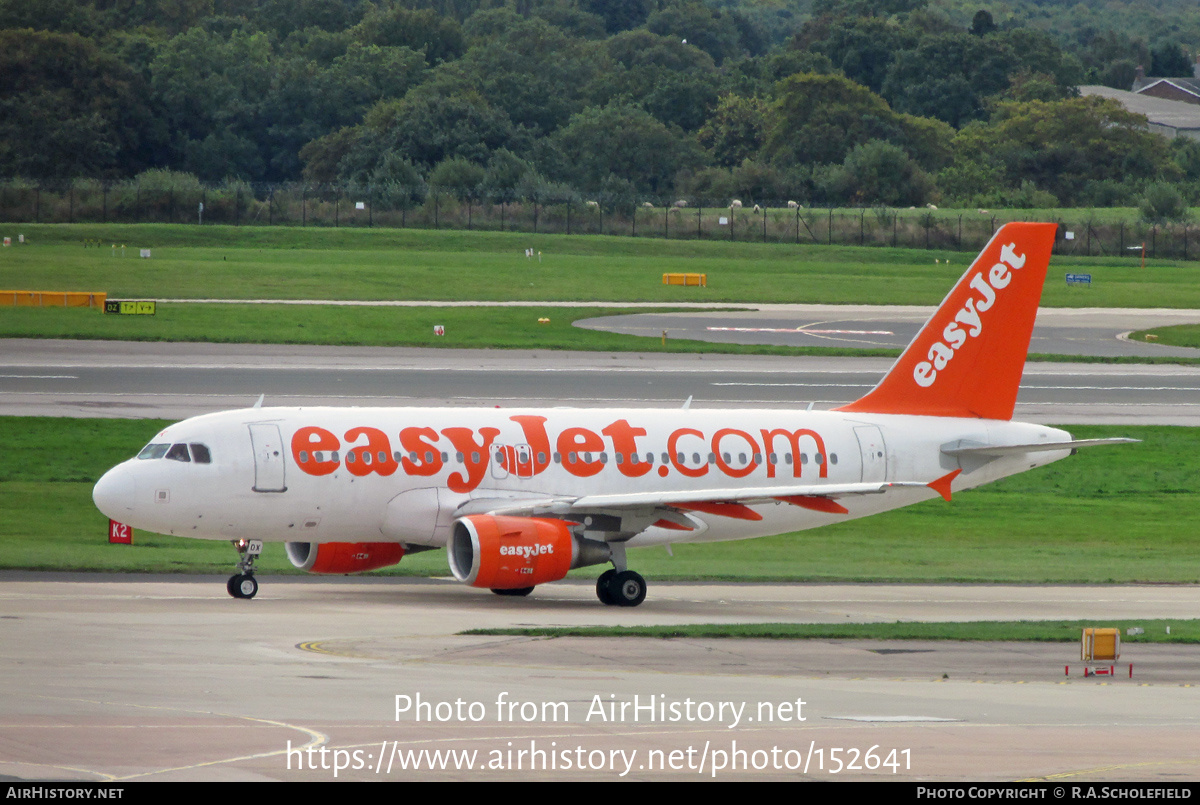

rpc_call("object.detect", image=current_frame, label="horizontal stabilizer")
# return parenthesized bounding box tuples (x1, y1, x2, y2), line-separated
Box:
(942, 438, 1139, 457)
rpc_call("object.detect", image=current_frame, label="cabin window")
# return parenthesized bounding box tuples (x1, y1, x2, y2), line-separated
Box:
(553, 452, 562, 464)
(692, 452, 701, 464)
(298, 450, 309, 463)
(165, 443, 191, 462)
(815, 453, 824, 465)
(830, 453, 838, 465)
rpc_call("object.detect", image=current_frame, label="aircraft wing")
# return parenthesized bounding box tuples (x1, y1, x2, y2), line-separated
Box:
(463, 479, 938, 526)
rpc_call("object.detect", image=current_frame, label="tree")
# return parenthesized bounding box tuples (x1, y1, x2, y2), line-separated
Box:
(969, 10, 996, 37)
(429, 156, 485, 200)
(150, 27, 274, 180)
(646, 0, 744, 65)
(799, 15, 917, 94)
(1140, 183, 1189, 225)
(343, 86, 520, 176)
(480, 148, 533, 203)
(351, 5, 464, 65)
(820, 140, 933, 205)
(949, 96, 1172, 206)
(1149, 40, 1192, 77)
(697, 94, 769, 167)
(450, 16, 602, 135)
(550, 101, 701, 194)
(579, 0, 652, 34)
(0, 30, 161, 179)
(764, 72, 952, 171)
(592, 30, 722, 131)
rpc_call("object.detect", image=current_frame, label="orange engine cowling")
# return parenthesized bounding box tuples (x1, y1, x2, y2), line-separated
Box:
(285, 541, 405, 574)
(448, 515, 594, 589)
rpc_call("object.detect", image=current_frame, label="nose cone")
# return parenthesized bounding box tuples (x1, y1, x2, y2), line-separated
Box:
(93, 464, 137, 520)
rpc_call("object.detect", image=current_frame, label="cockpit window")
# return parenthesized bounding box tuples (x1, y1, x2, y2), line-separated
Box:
(136, 441, 212, 463)
(165, 443, 191, 462)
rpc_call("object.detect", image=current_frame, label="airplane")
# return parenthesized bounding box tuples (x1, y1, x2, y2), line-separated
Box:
(92, 222, 1134, 606)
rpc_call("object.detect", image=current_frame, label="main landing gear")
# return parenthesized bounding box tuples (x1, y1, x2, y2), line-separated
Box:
(228, 539, 262, 599)
(595, 543, 646, 607)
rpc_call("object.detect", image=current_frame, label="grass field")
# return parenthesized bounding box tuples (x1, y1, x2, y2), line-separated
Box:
(1133, 324, 1200, 349)
(2, 223, 1197, 308)
(0, 303, 901, 357)
(466, 619, 1200, 644)
(3, 417, 1195, 585)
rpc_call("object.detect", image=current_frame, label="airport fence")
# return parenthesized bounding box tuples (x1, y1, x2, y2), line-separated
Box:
(0, 178, 1194, 260)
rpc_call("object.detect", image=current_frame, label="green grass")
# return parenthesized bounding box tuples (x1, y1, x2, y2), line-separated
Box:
(3, 302, 1199, 364)
(3, 418, 1196, 583)
(2, 223, 1197, 308)
(0, 303, 898, 356)
(1131, 324, 1200, 349)
(465, 619, 1200, 643)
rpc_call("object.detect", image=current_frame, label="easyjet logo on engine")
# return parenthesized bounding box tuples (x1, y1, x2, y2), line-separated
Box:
(289, 416, 831, 492)
(500, 543, 555, 559)
(912, 242, 1027, 388)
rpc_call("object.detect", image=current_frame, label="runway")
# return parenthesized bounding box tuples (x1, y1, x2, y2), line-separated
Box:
(1, 575, 1197, 782)
(4, 339, 1200, 424)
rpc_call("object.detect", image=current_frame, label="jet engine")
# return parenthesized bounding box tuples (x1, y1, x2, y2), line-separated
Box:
(286, 541, 405, 574)
(448, 515, 610, 590)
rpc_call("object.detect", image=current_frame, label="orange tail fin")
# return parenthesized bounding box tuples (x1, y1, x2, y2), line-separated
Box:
(836, 222, 1057, 420)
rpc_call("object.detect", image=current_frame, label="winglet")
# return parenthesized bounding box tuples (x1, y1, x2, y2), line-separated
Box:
(927, 469, 962, 502)
(836, 222, 1057, 420)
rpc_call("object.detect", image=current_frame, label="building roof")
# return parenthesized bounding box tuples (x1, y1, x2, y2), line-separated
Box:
(1079, 85, 1200, 139)
(1132, 76, 1200, 100)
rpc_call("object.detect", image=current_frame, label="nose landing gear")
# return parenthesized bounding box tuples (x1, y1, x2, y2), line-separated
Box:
(228, 539, 262, 599)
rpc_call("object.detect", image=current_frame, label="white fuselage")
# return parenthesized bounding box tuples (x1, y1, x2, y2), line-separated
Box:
(93, 405, 1073, 548)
